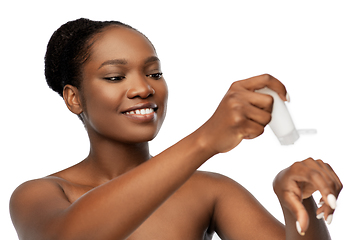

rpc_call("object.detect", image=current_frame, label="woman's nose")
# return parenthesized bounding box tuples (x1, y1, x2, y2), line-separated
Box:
(126, 75, 155, 99)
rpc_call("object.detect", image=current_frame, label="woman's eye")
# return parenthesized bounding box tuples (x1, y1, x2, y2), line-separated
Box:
(104, 76, 125, 82)
(146, 73, 163, 80)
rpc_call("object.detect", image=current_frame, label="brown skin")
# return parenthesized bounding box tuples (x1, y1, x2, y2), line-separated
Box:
(10, 26, 342, 240)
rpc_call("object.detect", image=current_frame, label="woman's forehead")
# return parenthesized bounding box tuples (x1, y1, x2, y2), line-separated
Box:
(89, 26, 157, 66)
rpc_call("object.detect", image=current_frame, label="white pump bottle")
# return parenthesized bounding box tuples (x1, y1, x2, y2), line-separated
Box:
(256, 87, 299, 145)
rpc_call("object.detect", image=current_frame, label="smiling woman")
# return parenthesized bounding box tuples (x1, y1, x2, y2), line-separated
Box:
(66, 25, 168, 144)
(9, 18, 342, 240)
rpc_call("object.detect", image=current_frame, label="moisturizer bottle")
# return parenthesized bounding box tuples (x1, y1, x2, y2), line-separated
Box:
(256, 87, 299, 145)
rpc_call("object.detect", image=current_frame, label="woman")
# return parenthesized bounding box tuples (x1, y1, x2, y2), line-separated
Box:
(10, 18, 342, 240)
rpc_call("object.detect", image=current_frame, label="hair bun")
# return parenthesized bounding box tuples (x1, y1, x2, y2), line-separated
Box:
(45, 18, 87, 96)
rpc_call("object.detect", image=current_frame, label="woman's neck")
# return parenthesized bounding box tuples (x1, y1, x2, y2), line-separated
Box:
(83, 137, 151, 185)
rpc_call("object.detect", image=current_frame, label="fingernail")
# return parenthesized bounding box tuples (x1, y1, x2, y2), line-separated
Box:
(326, 214, 333, 225)
(286, 93, 291, 102)
(327, 194, 337, 210)
(296, 221, 305, 236)
(316, 212, 324, 219)
(318, 201, 325, 207)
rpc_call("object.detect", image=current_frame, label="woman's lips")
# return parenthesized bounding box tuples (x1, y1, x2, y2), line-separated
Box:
(124, 108, 154, 115)
(121, 103, 158, 122)
(122, 102, 158, 113)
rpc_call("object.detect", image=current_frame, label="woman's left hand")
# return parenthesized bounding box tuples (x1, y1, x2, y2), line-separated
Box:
(273, 158, 342, 234)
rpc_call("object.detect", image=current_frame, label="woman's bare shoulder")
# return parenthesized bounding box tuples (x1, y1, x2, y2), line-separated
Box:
(9, 176, 72, 236)
(191, 170, 268, 216)
(10, 163, 90, 218)
(11, 163, 82, 202)
(11, 176, 65, 198)
(192, 170, 246, 189)
(188, 170, 253, 201)
(192, 170, 231, 180)
(193, 171, 284, 239)
(10, 176, 71, 212)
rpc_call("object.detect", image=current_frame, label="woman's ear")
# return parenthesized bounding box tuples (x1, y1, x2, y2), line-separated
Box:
(63, 85, 83, 115)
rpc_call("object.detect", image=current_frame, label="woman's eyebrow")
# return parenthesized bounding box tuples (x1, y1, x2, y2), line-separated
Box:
(98, 56, 159, 70)
(144, 56, 160, 64)
(98, 59, 128, 69)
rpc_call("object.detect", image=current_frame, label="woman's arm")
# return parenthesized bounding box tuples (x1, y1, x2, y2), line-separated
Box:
(10, 74, 286, 240)
(212, 158, 342, 240)
(211, 174, 286, 240)
(10, 131, 212, 240)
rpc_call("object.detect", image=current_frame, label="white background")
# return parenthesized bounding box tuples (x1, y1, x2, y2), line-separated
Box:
(1, 1, 359, 239)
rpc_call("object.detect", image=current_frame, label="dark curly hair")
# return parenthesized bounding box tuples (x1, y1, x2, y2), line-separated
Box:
(44, 18, 134, 97)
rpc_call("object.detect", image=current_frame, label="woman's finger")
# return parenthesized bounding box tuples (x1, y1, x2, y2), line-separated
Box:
(239, 74, 288, 101)
(316, 201, 335, 225)
(310, 160, 342, 193)
(247, 91, 274, 113)
(243, 104, 272, 126)
(299, 159, 338, 210)
(300, 159, 342, 225)
(283, 190, 309, 235)
(237, 118, 266, 139)
(321, 161, 343, 192)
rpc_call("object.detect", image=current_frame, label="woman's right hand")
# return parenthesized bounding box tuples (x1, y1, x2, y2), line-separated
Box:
(198, 74, 288, 155)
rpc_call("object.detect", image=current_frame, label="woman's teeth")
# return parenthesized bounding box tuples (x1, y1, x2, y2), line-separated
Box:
(125, 108, 154, 115)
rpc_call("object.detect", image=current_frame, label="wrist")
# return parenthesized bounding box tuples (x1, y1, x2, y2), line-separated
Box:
(191, 125, 219, 159)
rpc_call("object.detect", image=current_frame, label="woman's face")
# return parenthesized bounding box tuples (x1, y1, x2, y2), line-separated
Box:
(79, 26, 168, 143)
